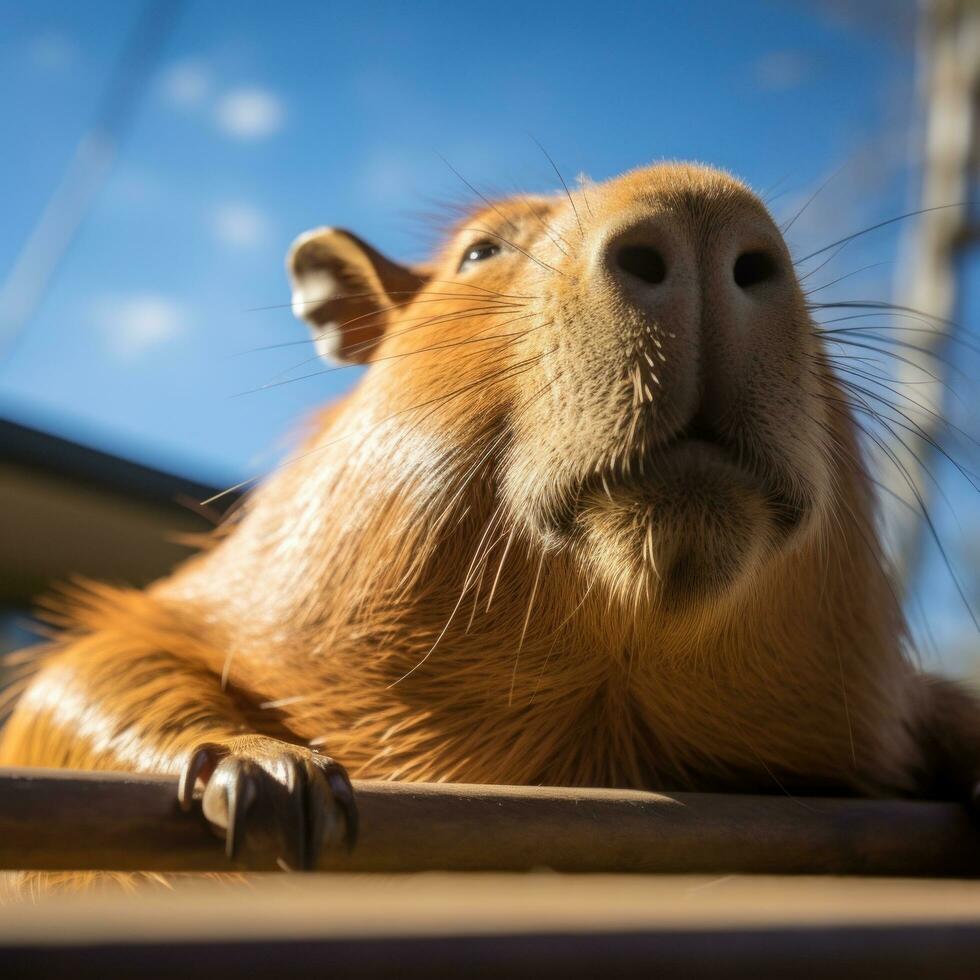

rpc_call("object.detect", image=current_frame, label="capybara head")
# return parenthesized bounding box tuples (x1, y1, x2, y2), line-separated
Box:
(287, 163, 836, 613)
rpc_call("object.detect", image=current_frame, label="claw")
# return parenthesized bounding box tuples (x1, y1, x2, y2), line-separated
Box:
(279, 763, 310, 871)
(224, 764, 256, 860)
(326, 767, 359, 851)
(178, 742, 225, 812)
(178, 737, 357, 869)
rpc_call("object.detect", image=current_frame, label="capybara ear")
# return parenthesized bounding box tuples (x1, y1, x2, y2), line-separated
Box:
(287, 227, 428, 364)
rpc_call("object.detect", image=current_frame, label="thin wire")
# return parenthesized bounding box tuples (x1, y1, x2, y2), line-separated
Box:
(0, 0, 186, 364)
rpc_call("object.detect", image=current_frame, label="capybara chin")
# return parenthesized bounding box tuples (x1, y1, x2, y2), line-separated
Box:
(2, 162, 978, 871)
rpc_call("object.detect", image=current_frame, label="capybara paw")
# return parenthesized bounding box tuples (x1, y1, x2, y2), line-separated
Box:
(178, 735, 357, 870)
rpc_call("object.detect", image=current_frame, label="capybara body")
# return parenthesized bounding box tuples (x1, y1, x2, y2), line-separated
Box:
(2, 163, 978, 869)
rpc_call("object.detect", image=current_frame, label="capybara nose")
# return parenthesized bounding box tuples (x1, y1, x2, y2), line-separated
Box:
(593, 203, 791, 429)
(730, 248, 780, 289)
(607, 221, 783, 304)
(599, 217, 700, 351)
(601, 210, 786, 341)
(615, 244, 667, 286)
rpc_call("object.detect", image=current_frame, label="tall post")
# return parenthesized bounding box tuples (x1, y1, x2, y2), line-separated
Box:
(886, 0, 980, 587)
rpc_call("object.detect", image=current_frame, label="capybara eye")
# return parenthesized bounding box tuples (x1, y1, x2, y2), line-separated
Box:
(458, 240, 501, 271)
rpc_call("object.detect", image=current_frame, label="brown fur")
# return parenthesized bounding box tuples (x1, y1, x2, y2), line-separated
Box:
(2, 164, 978, 878)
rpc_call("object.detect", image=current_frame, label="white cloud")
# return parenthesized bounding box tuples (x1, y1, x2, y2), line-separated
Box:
(753, 51, 813, 92)
(91, 294, 187, 360)
(159, 67, 286, 142)
(210, 201, 268, 248)
(160, 61, 211, 108)
(29, 32, 77, 72)
(215, 87, 285, 140)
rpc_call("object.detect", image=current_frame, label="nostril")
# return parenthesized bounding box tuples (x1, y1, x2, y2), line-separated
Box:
(733, 250, 779, 289)
(616, 245, 667, 286)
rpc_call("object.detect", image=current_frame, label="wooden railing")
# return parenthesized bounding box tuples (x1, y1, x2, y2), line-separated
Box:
(1, 767, 978, 876)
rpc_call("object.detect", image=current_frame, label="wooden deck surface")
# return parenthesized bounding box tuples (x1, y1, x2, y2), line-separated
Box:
(2, 873, 979, 978)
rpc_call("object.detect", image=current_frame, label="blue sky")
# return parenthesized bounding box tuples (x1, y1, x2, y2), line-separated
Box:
(0, 0, 976, 674)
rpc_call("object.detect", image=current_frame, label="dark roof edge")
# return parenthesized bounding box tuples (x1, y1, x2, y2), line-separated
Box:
(0, 416, 237, 513)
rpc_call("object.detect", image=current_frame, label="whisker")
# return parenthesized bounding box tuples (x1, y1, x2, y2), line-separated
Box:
(243, 323, 540, 396)
(835, 377, 979, 490)
(830, 361, 970, 439)
(509, 549, 545, 706)
(511, 188, 572, 256)
(796, 203, 966, 264)
(203, 345, 555, 506)
(781, 164, 843, 235)
(460, 226, 569, 278)
(388, 500, 505, 689)
(819, 320, 979, 357)
(817, 327, 971, 382)
(240, 303, 529, 393)
(810, 298, 962, 331)
(794, 241, 849, 282)
(803, 261, 888, 294)
(437, 152, 521, 236)
(861, 420, 978, 630)
(249, 287, 520, 316)
(529, 135, 585, 240)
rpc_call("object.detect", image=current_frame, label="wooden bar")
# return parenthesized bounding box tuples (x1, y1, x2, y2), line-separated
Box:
(0, 766, 978, 876)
